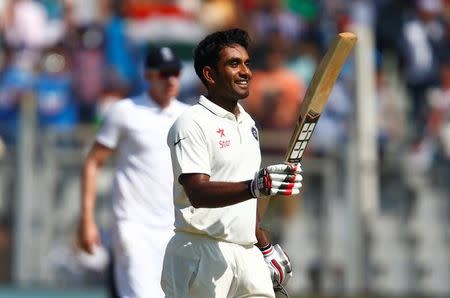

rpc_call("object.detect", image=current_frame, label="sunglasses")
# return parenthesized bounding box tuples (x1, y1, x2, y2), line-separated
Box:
(157, 69, 180, 79)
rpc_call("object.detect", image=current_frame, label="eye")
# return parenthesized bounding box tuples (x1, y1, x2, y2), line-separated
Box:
(230, 61, 239, 67)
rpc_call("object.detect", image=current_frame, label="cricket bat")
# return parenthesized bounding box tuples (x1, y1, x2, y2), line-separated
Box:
(284, 32, 357, 163)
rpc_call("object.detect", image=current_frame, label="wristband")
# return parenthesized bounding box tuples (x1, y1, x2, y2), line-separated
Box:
(258, 243, 273, 256)
(248, 180, 256, 198)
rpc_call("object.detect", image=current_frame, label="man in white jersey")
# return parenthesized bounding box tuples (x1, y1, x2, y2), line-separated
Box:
(77, 46, 189, 298)
(161, 29, 303, 297)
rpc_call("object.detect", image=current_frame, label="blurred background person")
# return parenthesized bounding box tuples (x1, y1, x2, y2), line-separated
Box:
(35, 43, 78, 133)
(244, 34, 305, 130)
(77, 46, 188, 298)
(397, 0, 445, 137)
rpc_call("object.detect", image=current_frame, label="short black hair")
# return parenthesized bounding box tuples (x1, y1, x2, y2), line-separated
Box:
(193, 28, 250, 87)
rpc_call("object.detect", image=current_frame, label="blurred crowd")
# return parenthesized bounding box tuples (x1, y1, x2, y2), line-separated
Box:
(0, 0, 449, 192)
(0, 0, 321, 143)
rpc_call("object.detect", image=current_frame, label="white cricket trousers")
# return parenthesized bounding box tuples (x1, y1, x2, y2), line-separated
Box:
(161, 232, 275, 298)
(112, 221, 174, 298)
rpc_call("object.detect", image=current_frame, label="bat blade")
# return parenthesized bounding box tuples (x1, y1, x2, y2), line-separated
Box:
(285, 32, 357, 163)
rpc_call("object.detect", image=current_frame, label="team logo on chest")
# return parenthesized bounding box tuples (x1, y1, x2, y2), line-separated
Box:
(251, 127, 258, 141)
(216, 128, 231, 148)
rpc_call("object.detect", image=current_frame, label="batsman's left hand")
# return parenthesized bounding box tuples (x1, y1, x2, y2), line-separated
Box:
(259, 243, 292, 288)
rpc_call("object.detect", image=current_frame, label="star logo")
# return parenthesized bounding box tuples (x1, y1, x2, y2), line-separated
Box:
(216, 128, 225, 138)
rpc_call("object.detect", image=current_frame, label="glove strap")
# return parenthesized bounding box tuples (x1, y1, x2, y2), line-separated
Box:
(258, 243, 273, 256)
(248, 180, 257, 198)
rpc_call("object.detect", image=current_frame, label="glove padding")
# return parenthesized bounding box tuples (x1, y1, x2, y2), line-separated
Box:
(260, 243, 292, 288)
(249, 164, 302, 198)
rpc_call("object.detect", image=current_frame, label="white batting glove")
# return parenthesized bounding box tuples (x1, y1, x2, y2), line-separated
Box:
(260, 243, 292, 288)
(248, 164, 302, 198)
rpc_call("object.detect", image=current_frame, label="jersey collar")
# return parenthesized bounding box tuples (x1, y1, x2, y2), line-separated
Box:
(198, 95, 249, 122)
(138, 93, 178, 116)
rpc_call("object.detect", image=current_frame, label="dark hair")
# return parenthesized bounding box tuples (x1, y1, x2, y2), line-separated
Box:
(193, 28, 250, 87)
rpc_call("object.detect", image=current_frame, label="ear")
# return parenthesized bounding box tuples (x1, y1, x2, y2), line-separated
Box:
(203, 66, 216, 85)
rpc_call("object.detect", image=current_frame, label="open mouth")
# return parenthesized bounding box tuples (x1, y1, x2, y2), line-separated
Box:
(235, 79, 249, 88)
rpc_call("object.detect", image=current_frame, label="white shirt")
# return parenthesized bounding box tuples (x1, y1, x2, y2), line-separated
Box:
(168, 95, 261, 245)
(96, 93, 188, 228)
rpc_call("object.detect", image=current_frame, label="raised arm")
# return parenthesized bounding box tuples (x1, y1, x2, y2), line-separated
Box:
(179, 173, 252, 208)
(179, 164, 302, 209)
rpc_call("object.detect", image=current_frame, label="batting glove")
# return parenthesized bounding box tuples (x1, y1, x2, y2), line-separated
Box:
(249, 164, 302, 198)
(259, 243, 292, 288)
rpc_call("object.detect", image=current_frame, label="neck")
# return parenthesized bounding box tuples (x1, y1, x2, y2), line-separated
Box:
(149, 89, 171, 108)
(206, 92, 240, 117)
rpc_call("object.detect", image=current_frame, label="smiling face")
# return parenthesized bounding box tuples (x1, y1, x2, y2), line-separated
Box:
(204, 44, 252, 111)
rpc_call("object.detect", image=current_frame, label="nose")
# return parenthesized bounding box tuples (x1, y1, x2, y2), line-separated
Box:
(239, 63, 251, 78)
(167, 75, 179, 84)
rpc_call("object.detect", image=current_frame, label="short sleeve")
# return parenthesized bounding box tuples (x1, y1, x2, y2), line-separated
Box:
(96, 102, 125, 149)
(168, 115, 211, 177)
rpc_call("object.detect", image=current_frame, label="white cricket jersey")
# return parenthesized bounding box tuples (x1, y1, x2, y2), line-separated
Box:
(168, 95, 261, 245)
(96, 93, 188, 228)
